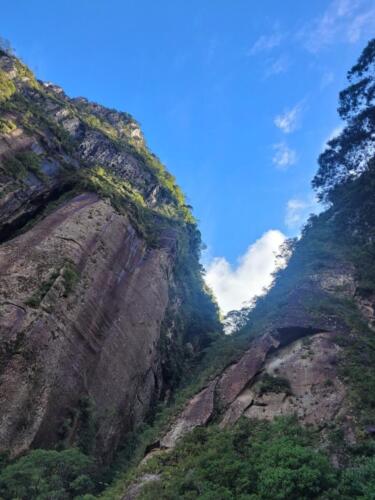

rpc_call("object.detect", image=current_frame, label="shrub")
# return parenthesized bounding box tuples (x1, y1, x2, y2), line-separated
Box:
(0, 70, 16, 102)
(62, 262, 80, 297)
(0, 118, 16, 134)
(257, 373, 292, 396)
(1, 151, 43, 180)
(336, 456, 375, 498)
(25, 270, 59, 308)
(0, 448, 95, 499)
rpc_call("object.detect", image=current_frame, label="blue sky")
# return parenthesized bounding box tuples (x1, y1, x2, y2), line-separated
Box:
(1, 0, 374, 312)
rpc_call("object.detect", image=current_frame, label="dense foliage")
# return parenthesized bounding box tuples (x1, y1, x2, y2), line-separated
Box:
(218, 39, 375, 429)
(138, 417, 375, 499)
(0, 448, 96, 499)
(313, 38, 375, 201)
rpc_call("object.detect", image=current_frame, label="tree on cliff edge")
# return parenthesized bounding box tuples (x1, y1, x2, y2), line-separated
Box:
(313, 38, 375, 202)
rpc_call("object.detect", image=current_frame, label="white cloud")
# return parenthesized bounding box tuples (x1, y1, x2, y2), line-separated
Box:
(285, 195, 321, 231)
(272, 142, 298, 169)
(264, 55, 291, 77)
(299, 0, 375, 53)
(274, 102, 303, 133)
(248, 33, 283, 55)
(205, 230, 286, 314)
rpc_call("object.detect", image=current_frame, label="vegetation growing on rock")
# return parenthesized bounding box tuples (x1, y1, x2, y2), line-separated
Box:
(138, 418, 375, 500)
(0, 40, 220, 490)
(0, 449, 96, 499)
(0, 33, 375, 500)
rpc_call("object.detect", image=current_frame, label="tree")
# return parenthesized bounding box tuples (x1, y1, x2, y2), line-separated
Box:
(312, 38, 375, 201)
(0, 448, 95, 499)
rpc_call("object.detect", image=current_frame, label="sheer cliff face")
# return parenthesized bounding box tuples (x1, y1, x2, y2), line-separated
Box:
(0, 52, 219, 459)
(0, 194, 172, 459)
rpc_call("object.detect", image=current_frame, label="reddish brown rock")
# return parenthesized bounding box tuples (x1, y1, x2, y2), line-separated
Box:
(242, 332, 346, 425)
(0, 193, 175, 459)
(160, 379, 217, 448)
(217, 334, 280, 407)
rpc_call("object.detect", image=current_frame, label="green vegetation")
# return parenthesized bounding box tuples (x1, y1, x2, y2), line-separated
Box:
(64, 164, 221, 370)
(257, 373, 292, 396)
(73, 166, 151, 236)
(0, 117, 16, 134)
(82, 113, 118, 141)
(13, 58, 40, 89)
(25, 261, 80, 306)
(0, 70, 16, 102)
(73, 98, 191, 222)
(1, 151, 43, 180)
(0, 41, 218, 500)
(0, 448, 96, 499)
(2, 419, 374, 499)
(0, 88, 76, 154)
(58, 397, 98, 457)
(0, 35, 374, 500)
(313, 38, 375, 201)
(134, 145, 191, 220)
(62, 261, 80, 297)
(135, 417, 375, 499)
(76, 397, 98, 456)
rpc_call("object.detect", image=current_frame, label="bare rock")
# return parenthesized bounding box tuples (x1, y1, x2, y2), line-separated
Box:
(0, 193, 175, 459)
(122, 474, 160, 500)
(227, 332, 346, 426)
(160, 379, 217, 448)
(217, 334, 280, 407)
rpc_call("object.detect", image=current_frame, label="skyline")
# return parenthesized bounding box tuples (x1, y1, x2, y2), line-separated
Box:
(1, 0, 374, 312)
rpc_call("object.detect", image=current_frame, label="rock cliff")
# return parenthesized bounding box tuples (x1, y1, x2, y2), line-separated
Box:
(0, 50, 220, 461)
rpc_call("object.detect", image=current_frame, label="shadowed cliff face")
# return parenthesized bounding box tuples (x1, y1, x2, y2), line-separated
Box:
(0, 51, 220, 461)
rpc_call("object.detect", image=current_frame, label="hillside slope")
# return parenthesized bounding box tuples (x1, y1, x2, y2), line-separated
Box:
(114, 40, 375, 500)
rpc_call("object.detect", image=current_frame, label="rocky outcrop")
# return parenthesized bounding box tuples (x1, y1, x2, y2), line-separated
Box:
(122, 474, 161, 500)
(149, 329, 343, 450)
(139, 264, 362, 459)
(224, 332, 345, 426)
(160, 379, 217, 449)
